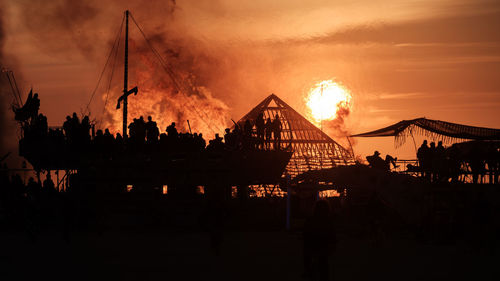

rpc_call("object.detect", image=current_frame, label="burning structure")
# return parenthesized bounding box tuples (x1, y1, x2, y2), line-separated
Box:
(236, 94, 355, 178)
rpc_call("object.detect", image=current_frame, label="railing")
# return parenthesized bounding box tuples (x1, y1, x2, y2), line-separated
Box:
(392, 159, 419, 174)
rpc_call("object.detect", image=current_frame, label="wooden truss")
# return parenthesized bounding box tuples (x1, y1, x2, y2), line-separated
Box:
(237, 94, 355, 177)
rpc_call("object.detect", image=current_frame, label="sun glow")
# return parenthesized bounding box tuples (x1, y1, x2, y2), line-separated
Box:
(306, 80, 352, 123)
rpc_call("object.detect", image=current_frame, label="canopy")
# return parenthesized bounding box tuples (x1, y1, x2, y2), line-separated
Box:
(351, 118, 500, 146)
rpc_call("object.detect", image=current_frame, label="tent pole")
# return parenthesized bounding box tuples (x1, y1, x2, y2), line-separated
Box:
(410, 130, 418, 155)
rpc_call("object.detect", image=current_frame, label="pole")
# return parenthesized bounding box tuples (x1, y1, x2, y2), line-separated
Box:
(123, 10, 129, 138)
(285, 174, 292, 230)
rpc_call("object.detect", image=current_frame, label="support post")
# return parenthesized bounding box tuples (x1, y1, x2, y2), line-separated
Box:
(285, 173, 292, 230)
(286, 186, 292, 230)
(123, 10, 129, 138)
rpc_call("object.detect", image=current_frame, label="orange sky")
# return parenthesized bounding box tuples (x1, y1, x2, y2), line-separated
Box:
(2, 0, 500, 162)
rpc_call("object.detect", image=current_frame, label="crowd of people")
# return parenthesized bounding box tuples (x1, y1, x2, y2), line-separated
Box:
(19, 107, 286, 167)
(223, 113, 283, 151)
(366, 139, 499, 184)
(414, 139, 500, 184)
(417, 140, 451, 182)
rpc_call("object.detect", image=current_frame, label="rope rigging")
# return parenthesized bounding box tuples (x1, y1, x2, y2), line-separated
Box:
(129, 13, 222, 134)
(101, 14, 124, 122)
(2, 69, 23, 107)
(84, 13, 125, 117)
(85, 11, 223, 134)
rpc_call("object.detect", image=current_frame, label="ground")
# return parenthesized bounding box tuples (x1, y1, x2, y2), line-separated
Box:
(1, 228, 498, 281)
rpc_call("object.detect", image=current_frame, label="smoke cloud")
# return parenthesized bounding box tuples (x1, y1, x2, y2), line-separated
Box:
(8, 0, 359, 141)
(15, 0, 234, 137)
(0, 3, 21, 164)
(323, 104, 355, 148)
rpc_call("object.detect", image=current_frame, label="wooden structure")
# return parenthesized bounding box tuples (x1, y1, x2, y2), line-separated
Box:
(236, 94, 355, 178)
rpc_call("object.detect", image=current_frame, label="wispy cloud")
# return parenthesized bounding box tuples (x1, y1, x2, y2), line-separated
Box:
(378, 92, 427, 99)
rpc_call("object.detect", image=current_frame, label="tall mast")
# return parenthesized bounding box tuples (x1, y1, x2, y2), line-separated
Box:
(123, 10, 129, 138)
(116, 10, 138, 136)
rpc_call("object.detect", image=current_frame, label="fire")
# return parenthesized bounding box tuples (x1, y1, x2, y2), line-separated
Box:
(101, 65, 230, 138)
(99, 34, 231, 139)
(306, 80, 352, 124)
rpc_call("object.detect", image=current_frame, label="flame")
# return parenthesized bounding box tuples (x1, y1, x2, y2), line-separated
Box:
(305, 80, 352, 125)
(103, 86, 229, 138)
(101, 63, 230, 138)
(97, 33, 232, 139)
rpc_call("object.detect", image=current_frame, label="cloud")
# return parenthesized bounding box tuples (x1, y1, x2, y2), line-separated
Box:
(307, 2, 500, 45)
(377, 92, 427, 100)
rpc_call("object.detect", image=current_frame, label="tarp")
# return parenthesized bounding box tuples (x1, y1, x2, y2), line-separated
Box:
(351, 118, 500, 146)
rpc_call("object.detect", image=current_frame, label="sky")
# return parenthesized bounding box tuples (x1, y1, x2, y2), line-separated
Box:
(1, 0, 500, 165)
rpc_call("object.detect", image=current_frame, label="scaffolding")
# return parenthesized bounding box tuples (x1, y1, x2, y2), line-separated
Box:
(236, 94, 355, 178)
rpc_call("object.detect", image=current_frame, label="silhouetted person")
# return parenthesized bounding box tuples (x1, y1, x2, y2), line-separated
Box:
(166, 122, 178, 139)
(385, 154, 398, 171)
(243, 119, 253, 136)
(207, 134, 224, 152)
(303, 200, 336, 281)
(81, 116, 91, 142)
(43, 172, 55, 193)
(71, 112, 80, 129)
(223, 128, 235, 149)
(417, 140, 430, 180)
(115, 132, 123, 144)
(264, 117, 272, 150)
(31, 93, 40, 119)
(197, 133, 206, 150)
(128, 118, 137, 140)
(63, 116, 72, 139)
(366, 151, 385, 170)
(114, 132, 124, 156)
(271, 114, 281, 150)
(136, 116, 147, 143)
(255, 113, 265, 148)
(435, 141, 445, 182)
(146, 116, 159, 144)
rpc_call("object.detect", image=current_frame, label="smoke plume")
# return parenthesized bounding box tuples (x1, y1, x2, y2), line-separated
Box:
(15, 0, 232, 137)
(10, 0, 358, 142)
(0, 3, 18, 160)
(323, 104, 356, 148)
(101, 18, 231, 136)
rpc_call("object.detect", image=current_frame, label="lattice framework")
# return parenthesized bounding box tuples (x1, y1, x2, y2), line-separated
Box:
(237, 94, 355, 177)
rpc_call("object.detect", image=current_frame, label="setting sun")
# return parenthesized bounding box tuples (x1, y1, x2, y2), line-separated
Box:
(306, 80, 352, 123)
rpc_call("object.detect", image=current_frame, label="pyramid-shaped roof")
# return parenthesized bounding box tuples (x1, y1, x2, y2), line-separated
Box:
(237, 94, 355, 177)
